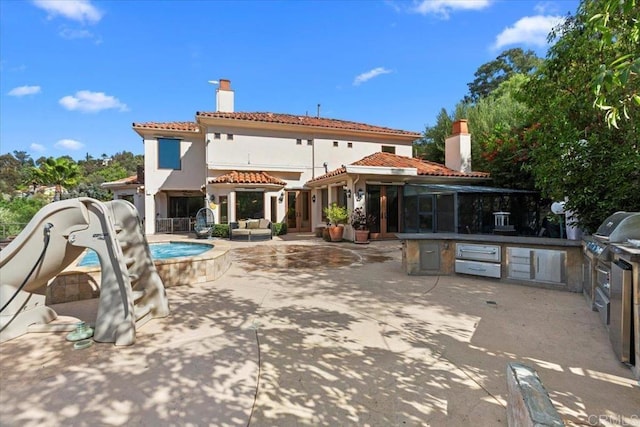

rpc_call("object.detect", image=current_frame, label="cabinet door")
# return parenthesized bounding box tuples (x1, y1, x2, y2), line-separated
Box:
(419, 243, 440, 271)
(533, 249, 565, 283)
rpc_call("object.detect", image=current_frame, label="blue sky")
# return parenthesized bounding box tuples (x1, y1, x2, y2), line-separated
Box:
(0, 0, 579, 161)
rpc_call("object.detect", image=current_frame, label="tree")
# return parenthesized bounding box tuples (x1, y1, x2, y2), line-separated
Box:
(0, 154, 22, 195)
(522, 5, 640, 231)
(31, 157, 80, 201)
(584, 0, 639, 127)
(465, 48, 543, 102)
(414, 108, 452, 163)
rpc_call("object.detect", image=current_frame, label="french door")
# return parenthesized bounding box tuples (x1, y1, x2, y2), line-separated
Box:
(286, 190, 311, 232)
(367, 185, 401, 239)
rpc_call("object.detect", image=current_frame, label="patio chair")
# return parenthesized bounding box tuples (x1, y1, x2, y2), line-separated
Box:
(194, 207, 215, 239)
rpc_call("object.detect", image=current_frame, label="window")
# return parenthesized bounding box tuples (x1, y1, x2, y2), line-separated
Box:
(168, 196, 202, 218)
(347, 142, 353, 148)
(381, 145, 395, 154)
(214, 133, 221, 139)
(227, 134, 234, 140)
(158, 138, 181, 169)
(119, 194, 134, 204)
(296, 139, 302, 145)
(333, 141, 339, 147)
(307, 139, 313, 146)
(321, 189, 328, 222)
(219, 195, 228, 224)
(270, 196, 278, 222)
(236, 191, 264, 219)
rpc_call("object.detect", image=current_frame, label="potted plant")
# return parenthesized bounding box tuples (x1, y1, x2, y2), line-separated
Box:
(324, 203, 348, 242)
(350, 207, 375, 243)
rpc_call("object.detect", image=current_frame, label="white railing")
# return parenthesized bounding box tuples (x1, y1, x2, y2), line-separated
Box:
(155, 217, 194, 234)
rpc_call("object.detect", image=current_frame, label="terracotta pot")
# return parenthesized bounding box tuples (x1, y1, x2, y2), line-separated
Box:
(327, 225, 344, 242)
(354, 229, 369, 243)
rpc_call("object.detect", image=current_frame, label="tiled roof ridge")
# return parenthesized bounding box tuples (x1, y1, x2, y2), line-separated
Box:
(196, 111, 420, 136)
(132, 121, 200, 132)
(308, 151, 489, 182)
(209, 170, 287, 186)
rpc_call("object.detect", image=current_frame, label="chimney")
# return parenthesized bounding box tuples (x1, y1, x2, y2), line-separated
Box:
(136, 165, 144, 184)
(445, 119, 471, 173)
(216, 79, 234, 112)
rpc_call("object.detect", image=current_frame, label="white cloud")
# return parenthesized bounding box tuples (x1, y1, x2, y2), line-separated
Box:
(412, 0, 492, 19)
(59, 90, 129, 113)
(30, 143, 46, 153)
(8, 85, 41, 97)
(493, 15, 564, 49)
(353, 67, 393, 86)
(32, 0, 103, 24)
(55, 139, 84, 150)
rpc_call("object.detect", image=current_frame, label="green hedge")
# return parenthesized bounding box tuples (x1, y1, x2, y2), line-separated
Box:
(272, 222, 287, 236)
(211, 224, 229, 238)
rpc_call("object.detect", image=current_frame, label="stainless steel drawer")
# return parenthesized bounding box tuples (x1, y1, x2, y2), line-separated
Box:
(456, 244, 501, 262)
(595, 286, 610, 327)
(507, 247, 531, 265)
(455, 259, 501, 279)
(507, 263, 533, 280)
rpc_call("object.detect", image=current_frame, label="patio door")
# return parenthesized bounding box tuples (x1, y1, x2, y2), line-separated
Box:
(286, 190, 311, 232)
(367, 185, 401, 239)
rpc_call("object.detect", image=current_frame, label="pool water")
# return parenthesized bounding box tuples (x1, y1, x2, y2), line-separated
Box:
(78, 242, 213, 267)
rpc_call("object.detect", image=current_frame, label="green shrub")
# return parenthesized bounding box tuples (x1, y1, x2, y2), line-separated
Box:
(211, 224, 229, 238)
(272, 222, 287, 236)
(324, 203, 348, 225)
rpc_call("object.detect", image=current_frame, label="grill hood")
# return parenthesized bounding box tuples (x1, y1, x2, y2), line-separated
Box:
(594, 211, 640, 242)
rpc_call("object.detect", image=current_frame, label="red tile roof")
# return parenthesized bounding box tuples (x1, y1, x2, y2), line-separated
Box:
(308, 152, 489, 182)
(132, 122, 200, 132)
(208, 171, 287, 186)
(196, 112, 421, 137)
(102, 174, 142, 186)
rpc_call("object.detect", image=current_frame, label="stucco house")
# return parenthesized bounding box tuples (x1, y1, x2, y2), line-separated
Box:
(108, 79, 521, 239)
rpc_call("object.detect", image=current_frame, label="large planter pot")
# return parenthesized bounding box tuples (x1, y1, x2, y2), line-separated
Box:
(327, 225, 344, 242)
(354, 229, 370, 244)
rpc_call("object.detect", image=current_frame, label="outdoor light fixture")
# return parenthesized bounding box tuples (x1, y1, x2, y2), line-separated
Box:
(209, 194, 215, 202)
(312, 195, 316, 203)
(346, 189, 352, 198)
(278, 192, 284, 203)
(356, 189, 365, 201)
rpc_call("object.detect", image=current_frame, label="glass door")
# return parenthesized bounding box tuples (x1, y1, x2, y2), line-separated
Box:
(286, 190, 311, 232)
(366, 185, 402, 239)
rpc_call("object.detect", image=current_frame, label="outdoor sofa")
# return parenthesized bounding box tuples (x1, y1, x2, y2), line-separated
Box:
(229, 218, 273, 241)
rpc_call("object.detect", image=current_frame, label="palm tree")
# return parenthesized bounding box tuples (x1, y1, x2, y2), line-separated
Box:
(31, 157, 80, 201)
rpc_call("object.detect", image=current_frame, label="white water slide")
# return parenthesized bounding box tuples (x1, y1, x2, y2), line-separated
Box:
(0, 198, 169, 345)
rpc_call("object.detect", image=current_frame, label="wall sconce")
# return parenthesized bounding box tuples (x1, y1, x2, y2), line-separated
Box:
(209, 194, 216, 202)
(346, 189, 352, 198)
(278, 192, 284, 203)
(356, 189, 364, 201)
(312, 195, 316, 203)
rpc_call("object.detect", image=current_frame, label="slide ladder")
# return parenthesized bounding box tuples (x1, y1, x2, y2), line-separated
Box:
(0, 198, 169, 345)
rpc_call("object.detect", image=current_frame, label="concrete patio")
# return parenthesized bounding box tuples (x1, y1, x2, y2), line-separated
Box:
(1, 235, 638, 426)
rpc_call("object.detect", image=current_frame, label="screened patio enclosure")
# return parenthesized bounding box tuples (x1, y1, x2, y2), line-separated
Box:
(402, 184, 540, 236)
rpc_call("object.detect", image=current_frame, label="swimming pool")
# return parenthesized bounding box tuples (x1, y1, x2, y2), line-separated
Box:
(78, 242, 214, 267)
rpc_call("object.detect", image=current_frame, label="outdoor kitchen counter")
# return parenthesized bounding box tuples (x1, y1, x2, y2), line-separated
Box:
(397, 233, 583, 292)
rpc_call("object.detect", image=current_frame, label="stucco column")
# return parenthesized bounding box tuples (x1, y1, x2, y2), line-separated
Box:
(144, 192, 156, 235)
(229, 191, 236, 222)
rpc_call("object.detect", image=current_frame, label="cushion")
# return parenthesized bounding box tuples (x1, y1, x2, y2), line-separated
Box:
(237, 220, 247, 229)
(258, 218, 270, 229)
(247, 220, 260, 229)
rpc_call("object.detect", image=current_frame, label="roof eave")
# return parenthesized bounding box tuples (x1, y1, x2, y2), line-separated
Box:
(196, 115, 420, 142)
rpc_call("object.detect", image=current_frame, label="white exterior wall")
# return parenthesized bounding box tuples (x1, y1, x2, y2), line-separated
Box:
(206, 127, 413, 185)
(143, 135, 206, 234)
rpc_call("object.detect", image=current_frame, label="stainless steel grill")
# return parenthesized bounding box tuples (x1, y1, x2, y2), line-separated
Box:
(583, 212, 639, 356)
(582, 212, 640, 312)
